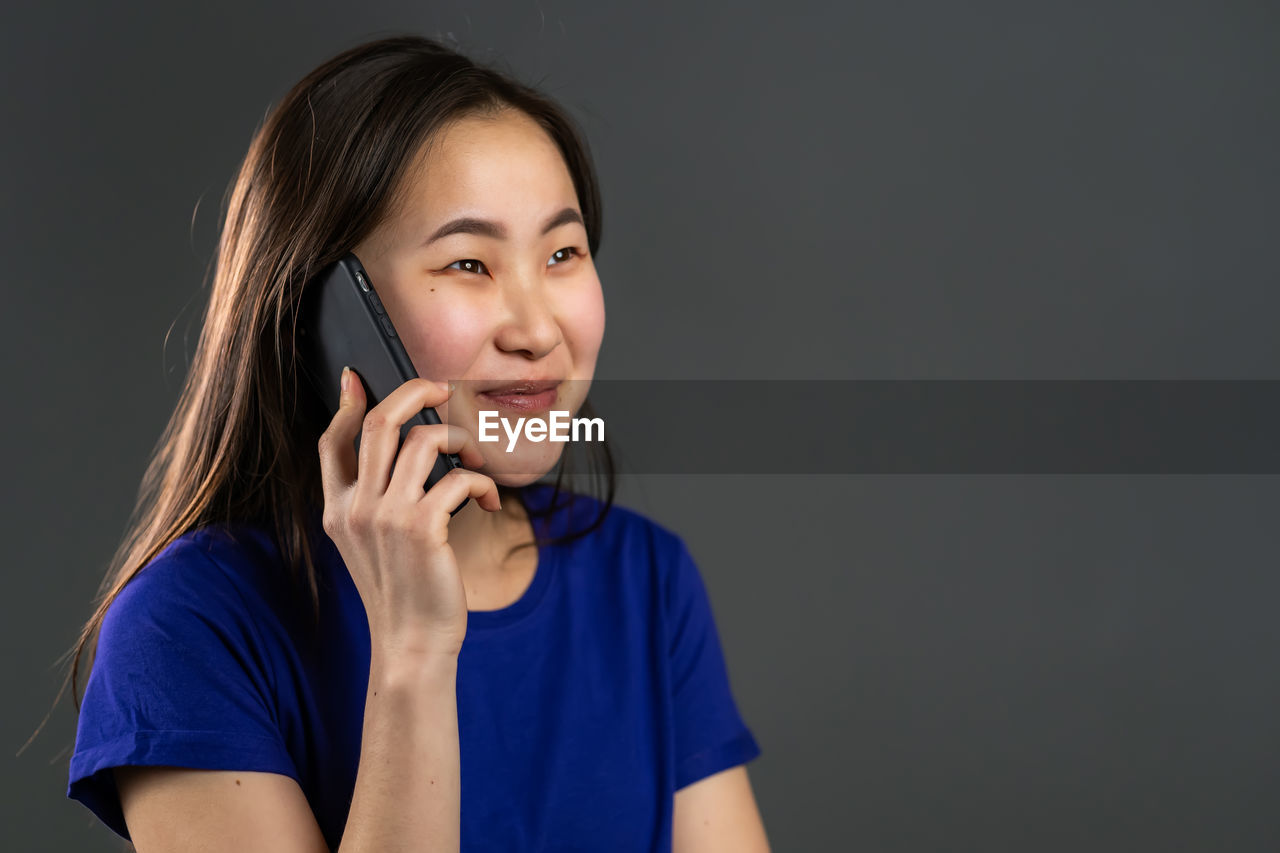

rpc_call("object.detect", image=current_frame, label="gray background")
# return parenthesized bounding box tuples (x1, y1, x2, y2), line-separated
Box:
(4, 0, 1279, 850)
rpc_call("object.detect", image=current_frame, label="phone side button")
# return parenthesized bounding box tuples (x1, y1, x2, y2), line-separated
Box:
(366, 289, 387, 315)
(378, 313, 397, 337)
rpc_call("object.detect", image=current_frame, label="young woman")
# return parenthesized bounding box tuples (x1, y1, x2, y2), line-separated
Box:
(65, 35, 768, 852)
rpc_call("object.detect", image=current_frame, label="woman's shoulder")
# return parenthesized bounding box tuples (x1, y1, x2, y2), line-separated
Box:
(106, 517, 314, 634)
(125, 519, 281, 585)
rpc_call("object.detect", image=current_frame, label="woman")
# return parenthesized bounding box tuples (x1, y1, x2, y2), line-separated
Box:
(65, 35, 768, 851)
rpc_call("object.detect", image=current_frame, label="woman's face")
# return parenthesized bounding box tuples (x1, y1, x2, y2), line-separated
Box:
(353, 110, 605, 487)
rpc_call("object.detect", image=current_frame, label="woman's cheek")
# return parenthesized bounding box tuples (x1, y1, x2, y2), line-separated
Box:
(401, 302, 490, 429)
(406, 303, 489, 373)
(572, 280, 606, 361)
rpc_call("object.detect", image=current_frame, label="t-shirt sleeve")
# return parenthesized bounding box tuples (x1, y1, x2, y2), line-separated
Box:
(663, 536, 762, 791)
(67, 534, 299, 841)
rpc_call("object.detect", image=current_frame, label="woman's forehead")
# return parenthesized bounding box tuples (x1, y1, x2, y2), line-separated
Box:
(412, 113, 566, 190)
(391, 114, 579, 239)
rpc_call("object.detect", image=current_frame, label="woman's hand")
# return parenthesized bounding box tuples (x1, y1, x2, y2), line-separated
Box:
(317, 368, 501, 660)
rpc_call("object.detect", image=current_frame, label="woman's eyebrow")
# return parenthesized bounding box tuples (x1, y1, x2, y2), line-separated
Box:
(422, 206, 583, 247)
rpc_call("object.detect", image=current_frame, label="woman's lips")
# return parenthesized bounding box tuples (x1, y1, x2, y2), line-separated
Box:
(476, 387, 558, 412)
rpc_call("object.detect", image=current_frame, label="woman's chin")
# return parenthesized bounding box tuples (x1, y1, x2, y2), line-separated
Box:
(477, 446, 564, 487)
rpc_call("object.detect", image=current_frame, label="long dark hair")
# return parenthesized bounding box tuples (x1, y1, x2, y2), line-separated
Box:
(37, 35, 618, 745)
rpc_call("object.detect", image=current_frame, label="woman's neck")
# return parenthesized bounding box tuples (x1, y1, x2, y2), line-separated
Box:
(444, 488, 536, 586)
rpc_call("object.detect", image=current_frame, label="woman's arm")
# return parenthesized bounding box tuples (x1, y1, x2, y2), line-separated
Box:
(115, 766, 329, 853)
(672, 765, 771, 853)
(338, 650, 462, 851)
(116, 650, 461, 852)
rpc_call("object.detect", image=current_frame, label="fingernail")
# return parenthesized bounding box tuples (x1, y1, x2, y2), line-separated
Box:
(341, 366, 351, 397)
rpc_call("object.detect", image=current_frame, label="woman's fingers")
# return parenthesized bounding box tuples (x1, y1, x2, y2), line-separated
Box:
(317, 366, 364, 503)
(416, 468, 503, 544)
(353, 376, 454, 499)
(385, 422, 488, 504)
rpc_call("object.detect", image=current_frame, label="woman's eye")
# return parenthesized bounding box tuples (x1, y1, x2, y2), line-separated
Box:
(446, 248, 581, 276)
(548, 247, 581, 266)
(446, 258, 489, 275)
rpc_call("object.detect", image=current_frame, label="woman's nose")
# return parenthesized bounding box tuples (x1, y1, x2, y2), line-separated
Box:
(493, 277, 563, 359)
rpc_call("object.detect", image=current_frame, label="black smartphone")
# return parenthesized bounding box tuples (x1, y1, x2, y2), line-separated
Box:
(297, 251, 469, 515)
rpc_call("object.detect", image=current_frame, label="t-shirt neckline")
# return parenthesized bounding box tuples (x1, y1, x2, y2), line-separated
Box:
(464, 482, 565, 633)
(462, 536, 558, 632)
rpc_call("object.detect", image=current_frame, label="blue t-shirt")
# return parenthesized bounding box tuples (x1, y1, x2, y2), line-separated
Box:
(67, 483, 761, 850)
